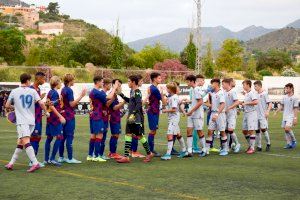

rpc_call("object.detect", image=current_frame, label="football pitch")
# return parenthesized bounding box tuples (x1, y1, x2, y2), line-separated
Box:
(0, 113, 299, 200)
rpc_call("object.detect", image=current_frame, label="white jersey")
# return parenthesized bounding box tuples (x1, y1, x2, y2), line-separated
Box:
(282, 95, 299, 120)
(244, 90, 258, 113)
(210, 90, 225, 113)
(8, 86, 41, 125)
(224, 89, 238, 114)
(256, 91, 271, 119)
(167, 94, 180, 121)
(189, 86, 203, 118)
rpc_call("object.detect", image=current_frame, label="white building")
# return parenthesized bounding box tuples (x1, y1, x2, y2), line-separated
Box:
(38, 22, 64, 35)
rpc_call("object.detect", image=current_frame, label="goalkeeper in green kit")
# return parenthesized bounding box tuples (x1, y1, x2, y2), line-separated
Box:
(116, 75, 153, 163)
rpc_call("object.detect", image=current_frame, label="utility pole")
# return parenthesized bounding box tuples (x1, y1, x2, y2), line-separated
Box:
(194, 0, 202, 74)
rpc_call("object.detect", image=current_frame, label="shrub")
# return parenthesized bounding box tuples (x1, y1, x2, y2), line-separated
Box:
(258, 69, 273, 77)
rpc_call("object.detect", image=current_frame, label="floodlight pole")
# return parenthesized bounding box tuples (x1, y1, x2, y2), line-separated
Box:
(194, 0, 202, 74)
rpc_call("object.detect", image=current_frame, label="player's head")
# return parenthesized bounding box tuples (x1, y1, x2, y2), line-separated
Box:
(20, 73, 32, 86)
(35, 72, 46, 85)
(242, 79, 252, 91)
(185, 75, 196, 87)
(166, 83, 177, 95)
(222, 78, 231, 91)
(196, 74, 205, 86)
(50, 76, 62, 90)
(93, 75, 103, 88)
(173, 81, 180, 94)
(137, 75, 143, 87)
(128, 75, 139, 88)
(229, 78, 236, 88)
(103, 78, 112, 91)
(210, 78, 221, 90)
(63, 74, 75, 87)
(150, 72, 162, 84)
(285, 83, 294, 94)
(254, 80, 262, 92)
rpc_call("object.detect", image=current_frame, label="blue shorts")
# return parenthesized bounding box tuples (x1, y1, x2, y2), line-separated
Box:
(46, 123, 63, 137)
(90, 119, 105, 134)
(32, 122, 42, 136)
(63, 119, 75, 136)
(110, 122, 121, 135)
(147, 113, 159, 131)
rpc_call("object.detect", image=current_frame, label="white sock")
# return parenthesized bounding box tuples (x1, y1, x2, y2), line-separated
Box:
(231, 132, 239, 145)
(166, 139, 173, 155)
(25, 145, 38, 165)
(205, 136, 213, 151)
(249, 135, 256, 150)
(289, 131, 296, 142)
(9, 147, 23, 165)
(221, 136, 228, 151)
(256, 131, 262, 148)
(187, 136, 193, 154)
(263, 131, 271, 145)
(199, 136, 206, 149)
(178, 136, 186, 152)
(285, 132, 291, 144)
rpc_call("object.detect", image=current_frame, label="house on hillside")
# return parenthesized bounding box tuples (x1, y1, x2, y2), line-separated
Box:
(38, 22, 63, 35)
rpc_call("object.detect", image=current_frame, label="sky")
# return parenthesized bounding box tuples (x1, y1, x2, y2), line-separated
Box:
(23, 0, 300, 42)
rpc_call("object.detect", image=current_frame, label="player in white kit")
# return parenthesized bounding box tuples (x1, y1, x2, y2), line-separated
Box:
(161, 83, 187, 160)
(222, 78, 241, 153)
(206, 78, 228, 156)
(254, 81, 272, 152)
(277, 83, 298, 149)
(5, 73, 49, 172)
(241, 80, 259, 154)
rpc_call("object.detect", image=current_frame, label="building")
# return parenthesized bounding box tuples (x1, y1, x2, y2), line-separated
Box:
(38, 22, 64, 35)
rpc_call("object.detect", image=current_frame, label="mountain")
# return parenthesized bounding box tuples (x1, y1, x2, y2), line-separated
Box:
(0, 0, 29, 7)
(128, 25, 275, 52)
(286, 19, 300, 29)
(246, 27, 300, 52)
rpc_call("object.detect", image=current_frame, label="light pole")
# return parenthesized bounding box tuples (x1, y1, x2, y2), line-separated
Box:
(194, 0, 202, 74)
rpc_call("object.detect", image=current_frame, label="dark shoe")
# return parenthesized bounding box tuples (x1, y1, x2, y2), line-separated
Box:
(266, 144, 271, 152)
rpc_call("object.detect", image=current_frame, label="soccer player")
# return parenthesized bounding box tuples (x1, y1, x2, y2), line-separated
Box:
(206, 78, 228, 156)
(29, 72, 46, 162)
(87, 76, 119, 162)
(108, 79, 125, 159)
(222, 78, 241, 153)
(254, 81, 272, 152)
(241, 80, 259, 154)
(44, 76, 66, 166)
(185, 75, 206, 157)
(278, 83, 298, 149)
(117, 75, 153, 163)
(5, 73, 49, 172)
(161, 83, 187, 160)
(59, 74, 87, 164)
(143, 72, 165, 157)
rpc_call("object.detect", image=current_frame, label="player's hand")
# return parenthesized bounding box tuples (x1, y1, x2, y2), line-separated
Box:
(212, 114, 218, 122)
(182, 112, 186, 117)
(41, 93, 46, 99)
(81, 88, 87, 97)
(293, 118, 298, 126)
(59, 116, 66, 124)
(162, 109, 167, 113)
(265, 111, 269, 118)
(128, 114, 135, 123)
(45, 112, 50, 118)
(186, 112, 192, 117)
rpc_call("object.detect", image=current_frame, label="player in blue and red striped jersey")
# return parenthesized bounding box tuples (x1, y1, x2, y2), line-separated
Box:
(44, 76, 66, 166)
(58, 74, 87, 164)
(29, 72, 46, 165)
(108, 79, 125, 159)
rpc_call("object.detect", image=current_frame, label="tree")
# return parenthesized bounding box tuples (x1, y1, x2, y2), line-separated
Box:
(132, 44, 179, 69)
(256, 50, 292, 71)
(203, 42, 215, 78)
(110, 35, 124, 69)
(181, 33, 196, 69)
(244, 55, 257, 79)
(0, 28, 26, 65)
(47, 2, 60, 15)
(26, 45, 41, 66)
(216, 39, 244, 72)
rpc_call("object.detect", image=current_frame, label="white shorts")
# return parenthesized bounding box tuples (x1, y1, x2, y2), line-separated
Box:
(226, 112, 237, 130)
(243, 111, 258, 131)
(209, 112, 226, 131)
(187, 117, 204, 131)
(281, 118, 294, 128)
(167, 121, 180, 135)
(17, 124, 35, 139)
(258, 118, 268, 130)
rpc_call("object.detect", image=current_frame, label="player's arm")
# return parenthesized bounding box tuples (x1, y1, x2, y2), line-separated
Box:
(217, 102, 225, 114)
(204, 94, 211, 108)
(227, 100, 240, 111)
(187, 98, 203, 116)
(293, 99, 299, 125)
(143, 87, 150, 105)
(106, 81, 119, 100)
(119, 93, 130, 103)
(133, 91, 143, 114)
(49, 103, 65, 124)
(162, 107, 176, 113)
(70, 88, 87, 108)
(113, 101, 125, 111)
(243, 98, 258, 106)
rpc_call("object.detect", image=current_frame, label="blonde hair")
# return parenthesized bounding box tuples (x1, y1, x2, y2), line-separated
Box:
(166, 83, 177, 94)
(50, 76, 61, 89)
(63, 74, 75, 86)
(103, 78, 112, 85)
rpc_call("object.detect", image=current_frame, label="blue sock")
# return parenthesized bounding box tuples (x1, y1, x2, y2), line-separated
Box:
(45, 136, 53, 162)
(59, 134, 66, 157)
(95, 138, 101, 157)
(109, 136, 118, 153)
(66, 135, 74, 160)
(148, 133, 155, 152)
(89, 138, 96, 156)
(131, 136, 138, 152)
(99, 131, 107, 156)
(50, 136, 62, 161)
